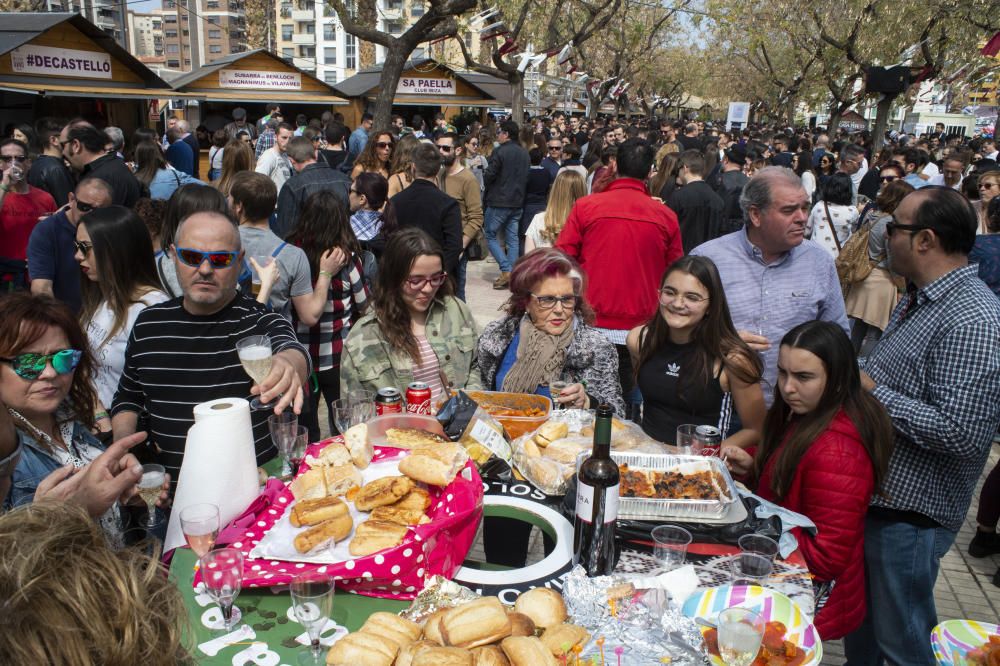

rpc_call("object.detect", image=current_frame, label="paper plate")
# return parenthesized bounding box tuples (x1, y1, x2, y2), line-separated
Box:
(681, 584, 823, 666)
(932, 619, 1000, 665)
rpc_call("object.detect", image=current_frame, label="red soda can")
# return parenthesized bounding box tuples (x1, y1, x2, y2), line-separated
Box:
(405, 382, 432, 415)
(375, 387, 403, 415)
(695, 425, 723, 457)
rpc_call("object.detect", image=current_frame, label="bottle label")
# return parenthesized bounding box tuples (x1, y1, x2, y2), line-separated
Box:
(575, 481, 619, 524)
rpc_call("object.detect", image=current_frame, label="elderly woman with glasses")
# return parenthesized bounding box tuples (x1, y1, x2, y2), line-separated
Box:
(477, 248, 624, 413)
(974, 170, 1000, 235)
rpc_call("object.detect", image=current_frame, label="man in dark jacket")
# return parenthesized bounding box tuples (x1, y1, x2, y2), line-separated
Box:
(390, 143, 462, 274)
(28, 117, 75, 207)
(669, 149, 725, 252)
(273, 136, 351, 238)
(60, 122, 140, 208)
(483, 120, 529, 289)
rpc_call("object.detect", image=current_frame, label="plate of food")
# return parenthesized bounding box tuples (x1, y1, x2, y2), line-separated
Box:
(931, 619, 1000, 665)
(682, 585, 822, 666)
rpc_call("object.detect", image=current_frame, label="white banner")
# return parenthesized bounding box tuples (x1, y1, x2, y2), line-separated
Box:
(218, 69, 302, 90)
(727, 101, 750, 129)
(10, 44, 112, 80)
(397, 76, 456, 95)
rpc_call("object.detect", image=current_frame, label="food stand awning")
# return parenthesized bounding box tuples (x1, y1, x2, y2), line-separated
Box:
(334, 57, 512, 108)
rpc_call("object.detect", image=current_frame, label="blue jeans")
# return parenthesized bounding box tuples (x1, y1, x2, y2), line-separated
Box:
(455, 249, 469, 301)
(484, 206, 521, 273)
(842, 513, 957, 666)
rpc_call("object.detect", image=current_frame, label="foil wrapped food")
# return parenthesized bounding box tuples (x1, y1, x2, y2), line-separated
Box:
(399, 575, 481, 623)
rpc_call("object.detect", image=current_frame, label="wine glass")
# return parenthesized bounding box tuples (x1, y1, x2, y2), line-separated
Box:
(289, 425, 308, 473)
(330, 398, 353, 436)
(290, 573, 335, 664)
(269, 411, 298, 477)
(180, 503, 220, 566)
(236, 334, 273, 410)
(202, 547, 244, 633)
(138, 464, 165, 530)
(549, 376, 569, 410)
(717, 607, 765, 666)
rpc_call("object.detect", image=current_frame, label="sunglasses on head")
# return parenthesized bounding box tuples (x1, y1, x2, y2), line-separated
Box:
(2, 349, 82, 380)
(174, 247, 240, 268)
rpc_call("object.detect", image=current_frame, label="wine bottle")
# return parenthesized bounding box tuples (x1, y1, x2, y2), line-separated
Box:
(573, 403, 620, 576)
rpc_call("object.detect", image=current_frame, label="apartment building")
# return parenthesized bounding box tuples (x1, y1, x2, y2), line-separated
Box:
(157, 0, 248, 72)
(46, 0, 127, 47)
(275, 0, 359, 85)
(127, 11, 163, 59)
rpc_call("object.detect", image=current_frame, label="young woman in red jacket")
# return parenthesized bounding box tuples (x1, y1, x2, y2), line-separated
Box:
(722, 320, 894, 641)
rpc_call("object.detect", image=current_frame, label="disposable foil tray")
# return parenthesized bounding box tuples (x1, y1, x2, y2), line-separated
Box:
(610, 452, 738, 521)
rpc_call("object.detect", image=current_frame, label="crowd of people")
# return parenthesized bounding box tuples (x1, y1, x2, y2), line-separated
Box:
(1, 107, 999, 665)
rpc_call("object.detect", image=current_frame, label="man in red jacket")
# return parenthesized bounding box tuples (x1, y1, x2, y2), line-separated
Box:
(556, 138, 683, 417)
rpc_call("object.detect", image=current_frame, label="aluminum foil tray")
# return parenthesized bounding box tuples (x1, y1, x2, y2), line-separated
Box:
(611, 452, 738, 520)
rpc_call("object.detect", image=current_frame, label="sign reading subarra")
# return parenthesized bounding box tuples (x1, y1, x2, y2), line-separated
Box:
(397, 76, 456, 95)
(10, 45, 112, 80)
(219, 69, 302, 90)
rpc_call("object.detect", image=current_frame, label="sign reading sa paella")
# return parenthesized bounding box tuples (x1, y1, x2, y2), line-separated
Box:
(397, 76, 456, 95)
(218, 69, 302, 90)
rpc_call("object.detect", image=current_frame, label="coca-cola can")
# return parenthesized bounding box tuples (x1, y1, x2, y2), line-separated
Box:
(375, 387, 403, 415)
(405, 382, 432, 415)
(695, 425, 723, 457)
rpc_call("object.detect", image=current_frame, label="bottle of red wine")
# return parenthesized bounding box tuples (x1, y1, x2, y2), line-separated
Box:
(573, 403, 620, 576)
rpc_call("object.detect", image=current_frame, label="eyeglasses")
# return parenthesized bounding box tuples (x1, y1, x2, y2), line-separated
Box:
(468, 141, 479, 147)
(74, 240, 93, 255)
(659, 286, 709, 305)
(979, 183, 997, 190)
(436, 144, 453, 152)
(376, 142, 392, 149)
(174, 247, 240, 269)
(0, 155, 26, 163)
(548, 145, 562, 151)
(75, 199, 97, 213)
(530, 293, 577, 310)
(886, 221, 935, 237)
(404, 272, 448, 290)
(880, 175, 898, 183)
(1, 349, 82, 380)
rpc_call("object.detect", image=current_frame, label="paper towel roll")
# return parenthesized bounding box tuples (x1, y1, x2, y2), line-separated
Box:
(164, 397, 261, 552)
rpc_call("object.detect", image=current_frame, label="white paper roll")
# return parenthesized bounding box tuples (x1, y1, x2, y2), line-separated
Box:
(164, 397, 261, 552)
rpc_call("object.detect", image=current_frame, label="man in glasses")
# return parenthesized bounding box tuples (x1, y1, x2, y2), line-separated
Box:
(541, 138, 563, 181)
(111, 211, 309, 495)
(27, 117, 75, 208)
(844, 187, 1000, 664)
(27, 178, 112, 314)
(437, 133, 483, 301)
(0, 138, 57, 292)
(59, 122, 140, 208)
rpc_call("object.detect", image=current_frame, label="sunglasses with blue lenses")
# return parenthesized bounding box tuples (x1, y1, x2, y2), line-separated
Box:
(174, 247, 240, 269)
(1, 349, 82, 380)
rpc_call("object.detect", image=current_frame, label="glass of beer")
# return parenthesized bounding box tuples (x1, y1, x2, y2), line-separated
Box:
(138, 463, 165, 530)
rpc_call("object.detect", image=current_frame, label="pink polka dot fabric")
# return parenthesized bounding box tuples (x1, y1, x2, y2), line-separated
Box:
(197, 438, 484, 600)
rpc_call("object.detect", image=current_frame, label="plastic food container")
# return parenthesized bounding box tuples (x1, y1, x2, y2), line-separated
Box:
(365, 413, 448, 447)
(461, 390, 552, 440)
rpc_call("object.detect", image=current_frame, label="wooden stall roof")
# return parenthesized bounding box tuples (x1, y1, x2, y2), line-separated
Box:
(0, 12, 169, 91)
(170, 50, 348, 105)
(334, 58, 512, 107)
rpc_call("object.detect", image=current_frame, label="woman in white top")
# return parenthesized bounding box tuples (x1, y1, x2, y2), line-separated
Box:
(806, 172, 858, 258)
(74, 206, 169, 433)
(208, 129, 226, 181)
(793, 150, 817, 202)
(524, 170, 587, 252)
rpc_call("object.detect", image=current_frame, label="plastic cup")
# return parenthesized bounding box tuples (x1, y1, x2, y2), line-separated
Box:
(730, 552, 773, 587)
(738, 534, 779, 563)
(651, 525, 692, 571)
(676, 424, 699, 453)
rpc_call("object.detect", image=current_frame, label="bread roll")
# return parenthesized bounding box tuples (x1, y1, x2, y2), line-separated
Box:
(370, 505, 430, 526)
(396, 487, 431, 511)
(289, 467, 327, 501)
(410, 647, 473, 666)
(290, 496, 349, 528)
(533, 421, 568, 447)
(540, 624, 590, 657)
(394, 640, 438, 666)
(344, 422, 373, 468)
(399, 443, 469, 487)
(522, 438, 541, 458)
(506, 612, 536, 637)
(471, 646, 510, 666)
(314, 442, 352, 467)
(513, 588, 567, 629)
(541, 439, 588, 465)
(386, 427, 449, 449)
(421, 608, 447, 644)
(440, 597, 512, 649)
(499, 636, 558, 666)
(327, 631, 397, 666)
(293, 512, 353, 553)
(360, 612, 421, 651)
(325, 464, 363, 497)
(355, 476, 415, 511)
(348, 519, 409, 556)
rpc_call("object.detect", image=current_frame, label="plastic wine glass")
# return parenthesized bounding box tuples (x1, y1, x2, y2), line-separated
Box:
(289, 425, 309, 473)
(268, 411, 298, 477)
(549, 376, 569, 410)
(201, 547, 244, 633)
(290, 573, 335, 664)
(236, 334, 273, 410)
(717, 607, 765, 666)
(180, 503, 220, 566)
(138, 463, 165, 530)
(330, 398, 354, 436)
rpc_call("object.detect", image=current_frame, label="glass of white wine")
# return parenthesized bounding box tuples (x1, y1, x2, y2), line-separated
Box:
(290, 573, 335, 664)
(138, 463, 165, 530)
(180, 503, 220, 567)
(202, 547, 244, 633)
(717, 607, 765, 666)
(549, 375, 569, 410)
(237, 334, 273, 410)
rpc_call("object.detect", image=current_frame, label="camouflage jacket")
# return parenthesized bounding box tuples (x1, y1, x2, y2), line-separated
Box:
(340, 295, 483, 397)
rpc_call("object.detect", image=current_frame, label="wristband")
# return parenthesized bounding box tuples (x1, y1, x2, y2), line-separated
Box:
(94, 410, 109, 420)
(319, 270, 334, 279)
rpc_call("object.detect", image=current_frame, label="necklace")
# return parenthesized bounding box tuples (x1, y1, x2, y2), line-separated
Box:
(7, 407, 87, 468)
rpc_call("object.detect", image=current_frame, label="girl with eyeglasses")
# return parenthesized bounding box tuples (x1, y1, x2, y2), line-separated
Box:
(75, 206, 168, 438)
(478, 247, 623, 412)
(973, 170, 1000, 235)
(341, 228, 481, 403)
(817, 151, 837, 188)
(350, 130, 394, 181)
(627, 256, 765, 447)
(461, 134, 486, 192)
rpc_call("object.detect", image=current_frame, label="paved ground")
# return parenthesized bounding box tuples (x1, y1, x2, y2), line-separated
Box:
(460, 255, 1000, 662)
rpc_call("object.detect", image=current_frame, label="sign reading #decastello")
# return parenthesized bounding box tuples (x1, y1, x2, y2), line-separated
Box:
(10, 45, 112, 80)
(397, 76, 456, 95)
(218, 69, 302, 90)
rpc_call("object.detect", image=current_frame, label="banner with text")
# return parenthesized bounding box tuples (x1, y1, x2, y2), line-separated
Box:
(397, 76, 456, 95)
(727, 101, 750, 130)
(219, 69, 302, 90)
(10, 45, 112, 80)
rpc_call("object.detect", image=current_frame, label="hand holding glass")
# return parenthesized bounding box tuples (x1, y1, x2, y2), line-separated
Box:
(237, 334, 273, 410)
(202, 547, 244, 632)
(550, 377, 569, 410)
(138, 463, 165, 529)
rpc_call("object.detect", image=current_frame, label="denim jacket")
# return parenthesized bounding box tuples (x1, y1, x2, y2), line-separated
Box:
(7, 419, 105, 509)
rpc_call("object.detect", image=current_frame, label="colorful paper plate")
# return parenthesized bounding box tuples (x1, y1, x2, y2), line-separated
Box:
(932, 619, 1000, 665)
(681, 584, 823, 666)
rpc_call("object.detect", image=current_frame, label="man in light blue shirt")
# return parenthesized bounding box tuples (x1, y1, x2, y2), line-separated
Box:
(347, 112, 373, 168)
(691, 166, 848, 403)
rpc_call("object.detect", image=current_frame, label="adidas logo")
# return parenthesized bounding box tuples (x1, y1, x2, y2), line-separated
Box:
(665, 363, 680, 377)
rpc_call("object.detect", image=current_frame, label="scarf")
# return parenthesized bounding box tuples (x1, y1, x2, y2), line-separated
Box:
(501, 315, 574, 394)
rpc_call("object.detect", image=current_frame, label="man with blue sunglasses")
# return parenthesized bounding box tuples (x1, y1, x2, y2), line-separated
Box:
(110, 211, 310, 494)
